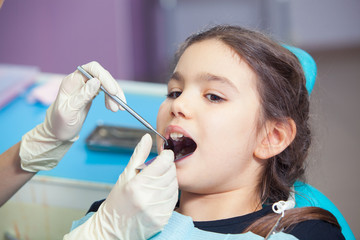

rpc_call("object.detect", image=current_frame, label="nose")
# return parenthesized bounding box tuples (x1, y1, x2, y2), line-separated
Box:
(170, 92, 192, 119)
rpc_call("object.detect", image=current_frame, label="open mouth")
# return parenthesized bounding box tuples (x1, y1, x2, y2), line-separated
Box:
(164, 133, 197, 161)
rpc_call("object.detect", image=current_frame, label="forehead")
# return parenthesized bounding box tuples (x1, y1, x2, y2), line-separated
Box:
(174, 39, 258, 92)
(177, 39, 242, 67)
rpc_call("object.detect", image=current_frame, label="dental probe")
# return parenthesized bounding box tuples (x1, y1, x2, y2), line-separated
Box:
(77, 66, 168, 146)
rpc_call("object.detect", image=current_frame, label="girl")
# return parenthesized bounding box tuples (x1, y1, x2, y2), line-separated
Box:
(71, 25, 345, 239)
(153, 25, 344, 239)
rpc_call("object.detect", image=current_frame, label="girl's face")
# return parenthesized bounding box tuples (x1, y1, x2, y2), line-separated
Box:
(157, 39, 264, 194)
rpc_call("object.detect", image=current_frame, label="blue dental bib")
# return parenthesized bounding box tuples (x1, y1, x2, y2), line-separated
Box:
(149, 211, 298, 240)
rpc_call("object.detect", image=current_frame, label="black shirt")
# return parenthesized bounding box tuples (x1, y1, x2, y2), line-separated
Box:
(87, 199, 345, 240)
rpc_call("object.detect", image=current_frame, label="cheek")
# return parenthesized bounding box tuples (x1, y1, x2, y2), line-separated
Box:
(157, 100, 172, 127)
(202, 108, 259, 159)
(156, 102, 169, 151)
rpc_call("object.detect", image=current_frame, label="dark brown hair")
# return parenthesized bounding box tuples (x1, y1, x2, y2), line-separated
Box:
(173, 25, 340, 236)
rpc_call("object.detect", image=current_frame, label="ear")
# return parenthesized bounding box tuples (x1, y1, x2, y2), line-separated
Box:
(254, 119, 296, 160)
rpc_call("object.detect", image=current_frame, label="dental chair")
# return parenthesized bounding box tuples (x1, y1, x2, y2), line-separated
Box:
(294, 181, 355, 240)
(288, 46, 355, 240)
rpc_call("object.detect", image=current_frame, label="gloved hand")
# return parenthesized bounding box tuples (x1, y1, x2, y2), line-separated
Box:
(64, 134, 178, 240)
(20, 61, 125, 172)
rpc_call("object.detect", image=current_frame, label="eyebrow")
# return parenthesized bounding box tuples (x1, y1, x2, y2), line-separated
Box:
(170, 71, 239, 93)
(170, 71, 185, 83)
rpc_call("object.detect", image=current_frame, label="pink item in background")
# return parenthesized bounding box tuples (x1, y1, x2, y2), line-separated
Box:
(27, 74, 63, 106)
(0, 64, 39, 110)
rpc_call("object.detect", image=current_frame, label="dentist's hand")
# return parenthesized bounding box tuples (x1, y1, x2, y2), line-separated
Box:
(20, 61, 125, 172)
(64, 134, 178, 240)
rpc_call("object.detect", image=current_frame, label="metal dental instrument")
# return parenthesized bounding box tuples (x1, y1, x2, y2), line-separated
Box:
(77, 66, 168, 146)
(264, 214, 283, 239)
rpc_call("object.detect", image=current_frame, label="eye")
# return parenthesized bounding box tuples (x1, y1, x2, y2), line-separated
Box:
(167, 91, 182, 99)
(205, 93, 224, 103)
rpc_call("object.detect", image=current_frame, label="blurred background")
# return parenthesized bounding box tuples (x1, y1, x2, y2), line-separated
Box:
(0, 0, 359, 238)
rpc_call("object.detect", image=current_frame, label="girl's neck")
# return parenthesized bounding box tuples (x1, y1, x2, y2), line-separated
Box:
(176, 186, 262, 221)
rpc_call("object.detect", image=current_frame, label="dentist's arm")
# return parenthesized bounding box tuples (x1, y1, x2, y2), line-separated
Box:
(0, 142, 34, 206)
(0, 61, 125, 206)
(20, 61, 126, 172)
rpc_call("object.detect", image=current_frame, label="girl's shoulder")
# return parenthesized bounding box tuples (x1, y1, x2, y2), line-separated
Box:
(288, 219, 345, 240)
(86, 198, 105, 213)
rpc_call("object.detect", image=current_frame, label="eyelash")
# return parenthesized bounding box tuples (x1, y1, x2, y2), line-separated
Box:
(166, 91, 225, 103)
(205, 93, 224, 103)
(166, 91, 182, 99)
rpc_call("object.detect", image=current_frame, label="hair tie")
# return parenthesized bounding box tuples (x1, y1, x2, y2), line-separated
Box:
(272, 199, 295, 217)
(265, 188, 296, 239)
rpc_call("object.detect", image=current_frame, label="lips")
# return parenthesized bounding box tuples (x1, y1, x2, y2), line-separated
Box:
(164, 126, 197, 161)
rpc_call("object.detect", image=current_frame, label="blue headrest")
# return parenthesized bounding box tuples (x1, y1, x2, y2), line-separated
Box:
(283, 45, 317, 95)
(294, 181, 356, 239)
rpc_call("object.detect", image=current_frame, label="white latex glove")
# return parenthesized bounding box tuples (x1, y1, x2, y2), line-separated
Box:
(64, 134, 178, 240)
(20, 61, 125, 172)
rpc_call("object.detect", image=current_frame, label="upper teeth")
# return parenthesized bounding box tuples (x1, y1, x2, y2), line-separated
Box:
(170, 132, 184, 141)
